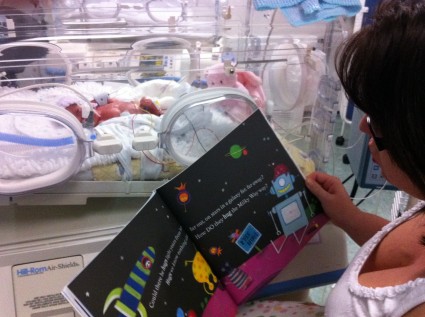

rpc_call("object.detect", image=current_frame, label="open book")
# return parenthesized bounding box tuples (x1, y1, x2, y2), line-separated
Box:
(62, 110, 328, 317)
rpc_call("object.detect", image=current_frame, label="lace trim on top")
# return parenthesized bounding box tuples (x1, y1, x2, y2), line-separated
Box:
(348, 201, 425, 300)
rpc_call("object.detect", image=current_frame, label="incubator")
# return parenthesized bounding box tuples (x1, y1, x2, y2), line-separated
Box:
(0, 1, 360, 316)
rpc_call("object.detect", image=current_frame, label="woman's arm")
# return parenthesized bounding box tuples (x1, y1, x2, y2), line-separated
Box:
(306, 171, 389, 246)
(403, 303, 425, 317)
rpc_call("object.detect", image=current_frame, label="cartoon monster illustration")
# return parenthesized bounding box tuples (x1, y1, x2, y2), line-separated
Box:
(175, 183, 191, 211)
(185, 251, 217, 295)
(104, 246, 155, 317)
(209, 246, 223, 256)
(227, 267, 252, 290)
(228, 229, 240, 243)
(221, 262, 252, 290)
(269, 163, 296, 198)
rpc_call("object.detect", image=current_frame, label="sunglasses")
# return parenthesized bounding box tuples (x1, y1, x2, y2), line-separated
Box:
(366, 115, 386, 151)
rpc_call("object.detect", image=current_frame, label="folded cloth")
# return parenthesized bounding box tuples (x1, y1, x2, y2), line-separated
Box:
(281, 0, 361, 26)
(301, 0, 321, 14)
(253, 0, 361, 27)
(253, 0, 304, 10)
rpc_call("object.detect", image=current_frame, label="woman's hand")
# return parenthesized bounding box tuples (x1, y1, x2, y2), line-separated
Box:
(306, 171, 357, 227)
(306, 171, 389, 246)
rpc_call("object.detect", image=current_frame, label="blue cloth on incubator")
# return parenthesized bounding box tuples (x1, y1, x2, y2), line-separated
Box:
(253, 0, 361, 27)
(254, 0, 303, 10)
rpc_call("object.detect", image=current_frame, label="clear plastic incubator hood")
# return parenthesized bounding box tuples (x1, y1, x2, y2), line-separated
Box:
(0, 0, 346, 204)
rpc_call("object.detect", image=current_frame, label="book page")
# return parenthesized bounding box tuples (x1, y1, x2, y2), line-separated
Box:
(63, 193, 237, 317)
(157, 110, 328, 304)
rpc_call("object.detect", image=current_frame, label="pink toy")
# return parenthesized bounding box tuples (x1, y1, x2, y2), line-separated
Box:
(204, 63, 254, 122)
(205, 63, 249, 94)
(237, 70, 266, 110)
(204, 63, 266, 111)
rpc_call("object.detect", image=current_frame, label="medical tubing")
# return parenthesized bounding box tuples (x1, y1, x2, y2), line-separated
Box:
(0, 132, 75, 147)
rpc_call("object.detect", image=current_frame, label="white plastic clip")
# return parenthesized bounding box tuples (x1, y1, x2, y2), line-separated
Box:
(132, 130, 159, 151)
(93, 131, 123, 155)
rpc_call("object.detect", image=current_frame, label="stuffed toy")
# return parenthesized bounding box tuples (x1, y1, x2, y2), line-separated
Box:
(204, 63, 252, 122)
(204, 63, 266, 111)
(205, 63, 250, 94)
(237, 70, 267, 110)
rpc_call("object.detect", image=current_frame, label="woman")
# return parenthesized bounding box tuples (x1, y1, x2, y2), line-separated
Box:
(238, 0, 425, 316)
(306, 0, 425, 315)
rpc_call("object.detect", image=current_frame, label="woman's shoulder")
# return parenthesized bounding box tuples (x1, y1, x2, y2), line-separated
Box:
(350, 201, 425, 289)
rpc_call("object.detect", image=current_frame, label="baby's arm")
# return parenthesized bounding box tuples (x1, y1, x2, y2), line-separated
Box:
(306, 171, 389, 246)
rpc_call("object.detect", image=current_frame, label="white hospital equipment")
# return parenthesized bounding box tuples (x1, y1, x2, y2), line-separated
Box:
(0, 1, 369, 316)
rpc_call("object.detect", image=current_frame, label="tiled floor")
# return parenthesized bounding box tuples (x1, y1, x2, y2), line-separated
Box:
(306, 115, 398, 306)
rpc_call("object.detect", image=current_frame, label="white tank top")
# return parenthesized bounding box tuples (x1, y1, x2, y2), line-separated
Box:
(325, 201, 425, 317)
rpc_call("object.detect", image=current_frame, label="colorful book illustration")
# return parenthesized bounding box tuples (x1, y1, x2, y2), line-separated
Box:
(62, 110, 328, 317)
